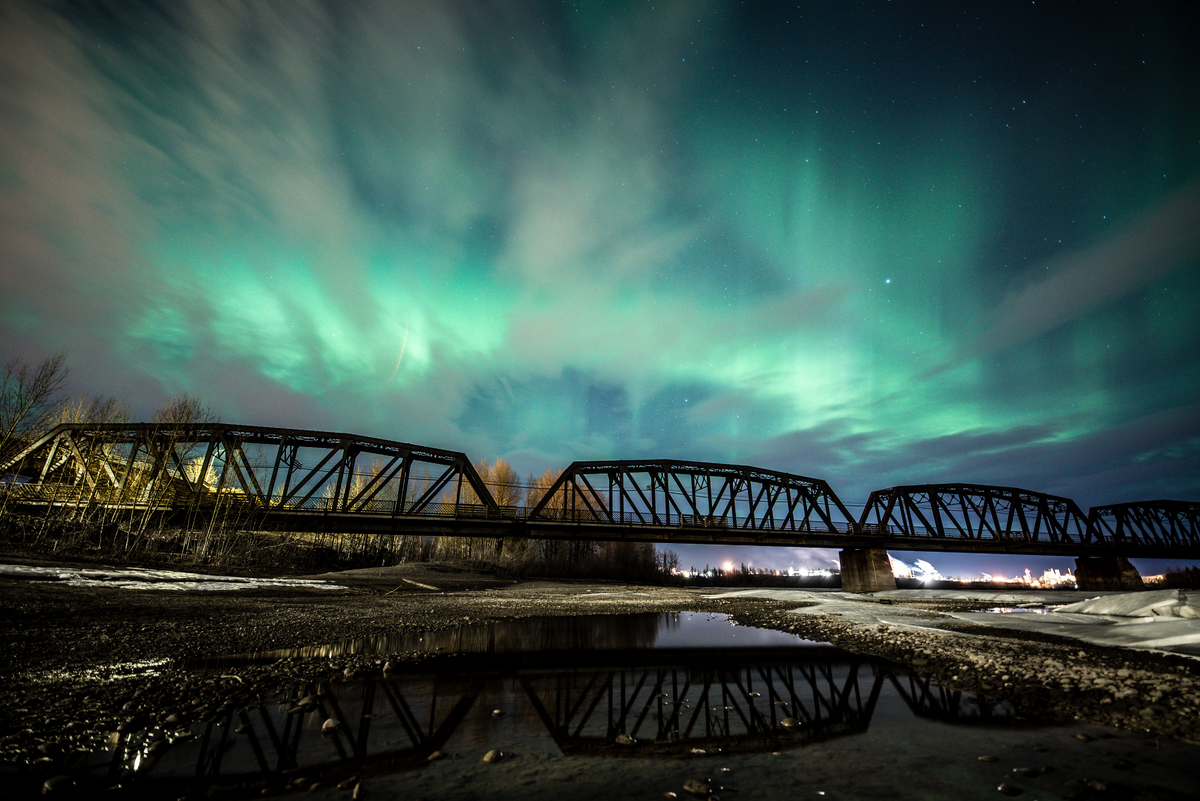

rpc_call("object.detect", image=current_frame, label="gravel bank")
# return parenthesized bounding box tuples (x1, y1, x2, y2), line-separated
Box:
(2, 561, 1198, 785)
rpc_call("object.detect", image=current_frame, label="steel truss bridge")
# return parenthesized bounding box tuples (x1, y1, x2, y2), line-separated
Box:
(1, 422, 1197, 558)
(96, 651, 1023, 793)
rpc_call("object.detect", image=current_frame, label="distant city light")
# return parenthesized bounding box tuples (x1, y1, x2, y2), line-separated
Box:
(974, 567, 1076, 588)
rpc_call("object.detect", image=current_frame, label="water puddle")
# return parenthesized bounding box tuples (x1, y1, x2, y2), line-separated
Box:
(188, 612, 827, 666)
(25, 615, 1200, 800)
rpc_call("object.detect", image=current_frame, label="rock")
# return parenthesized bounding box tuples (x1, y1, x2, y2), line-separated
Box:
(978, 756, 999, 762)
(322, 717, 341, 733)
(996, 782, 1023, 796)
(682, 778, 711, 797)
(482, 749, 503, 763)
(492, 709, 503, 718)
(780, 717, 800, 730)
(352, 781, 366, 799)
(615, 734, 636, 745)
(42, 775, 73, 795)
(426, 751, 446, 761)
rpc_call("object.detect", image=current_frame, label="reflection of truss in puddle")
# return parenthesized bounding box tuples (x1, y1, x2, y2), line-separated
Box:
(518, 659, 881, 756)
(91, 652, 1029, 794)
(888, 672, 1022, 725)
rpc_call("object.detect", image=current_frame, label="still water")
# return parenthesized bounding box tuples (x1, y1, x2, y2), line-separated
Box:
(69, 614, 1200, 799)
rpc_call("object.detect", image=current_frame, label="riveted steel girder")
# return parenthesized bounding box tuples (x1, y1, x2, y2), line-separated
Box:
(0, 422, 497, 516)
(527, 459, 856, 536)
(858, 484, 1093, 552)
(1086, 500, 1200, 551)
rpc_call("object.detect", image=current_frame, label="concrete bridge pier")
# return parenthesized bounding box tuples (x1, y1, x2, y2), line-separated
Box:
(840, 548, 897, 593)
(1074, 556, 1144, 591)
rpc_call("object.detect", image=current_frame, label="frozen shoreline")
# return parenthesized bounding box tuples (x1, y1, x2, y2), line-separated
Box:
(711, 587, 1200, 657)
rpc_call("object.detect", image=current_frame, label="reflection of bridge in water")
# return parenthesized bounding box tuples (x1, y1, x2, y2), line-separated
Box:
(3, 423, 1198, 587)
(97, 650, 1029, 795)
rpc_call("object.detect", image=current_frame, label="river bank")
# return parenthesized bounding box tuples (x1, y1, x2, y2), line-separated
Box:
(2, 559, 1198, 786)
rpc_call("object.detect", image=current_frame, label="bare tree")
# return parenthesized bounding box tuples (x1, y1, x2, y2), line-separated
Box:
(154, 393, 217, 427)
(490, 458, 521, 508)
(0, 351, 69, 464)
(59, 394, 131, 425)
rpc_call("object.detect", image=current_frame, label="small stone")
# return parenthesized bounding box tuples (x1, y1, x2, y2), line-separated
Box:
(337, 776, 359, 790)
(322, 718, 341, 733)
(482, 749, 503, 763)
(492, 709, 503, 718)
(1075, 734, 1091, 742)
(42, 775, 73, 795)
(996, 782, 1023, 796)
(1010, 767, 1039, 779)
(352, 782, 366, 799)
(780, 717, 800, 730)
(615, 734, 636, 745)
(426, 751, 446, 762)
(682, 778, 711, 797)
(978, 756, 999, 762)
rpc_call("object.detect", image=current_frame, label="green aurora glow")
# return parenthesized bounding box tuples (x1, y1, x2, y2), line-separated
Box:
(1, 1, 1198, 575)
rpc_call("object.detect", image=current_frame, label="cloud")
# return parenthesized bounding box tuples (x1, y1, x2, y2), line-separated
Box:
(927, 180, 1200, 375)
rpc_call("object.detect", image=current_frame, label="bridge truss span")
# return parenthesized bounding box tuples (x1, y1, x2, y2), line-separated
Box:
(858, 483, 1094, 554)
(1086, 500, 1200, 554)
(4, 422, 1198, 559)
(526, 459, 858, 544)
(0, 423, 499, 520)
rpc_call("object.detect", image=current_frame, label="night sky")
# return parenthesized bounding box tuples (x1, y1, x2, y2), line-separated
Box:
(2, 2, 1198, 579)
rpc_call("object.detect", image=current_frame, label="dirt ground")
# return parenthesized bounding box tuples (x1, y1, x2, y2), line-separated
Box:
(2, 557, 1198, 782)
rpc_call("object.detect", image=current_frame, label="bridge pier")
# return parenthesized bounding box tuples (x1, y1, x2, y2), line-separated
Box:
(839, 548, 897, 593)
(1074, 556, 1144, 591)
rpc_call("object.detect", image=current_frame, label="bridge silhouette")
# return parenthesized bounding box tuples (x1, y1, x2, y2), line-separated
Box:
(102, 648, 1022, 795)
(2, 423, 1197, 588)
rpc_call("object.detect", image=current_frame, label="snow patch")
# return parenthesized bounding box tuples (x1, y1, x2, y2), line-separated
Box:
(0, 564, 344, 592)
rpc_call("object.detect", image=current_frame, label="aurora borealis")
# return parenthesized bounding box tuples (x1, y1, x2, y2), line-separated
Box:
(2, 1, 1198, 576)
